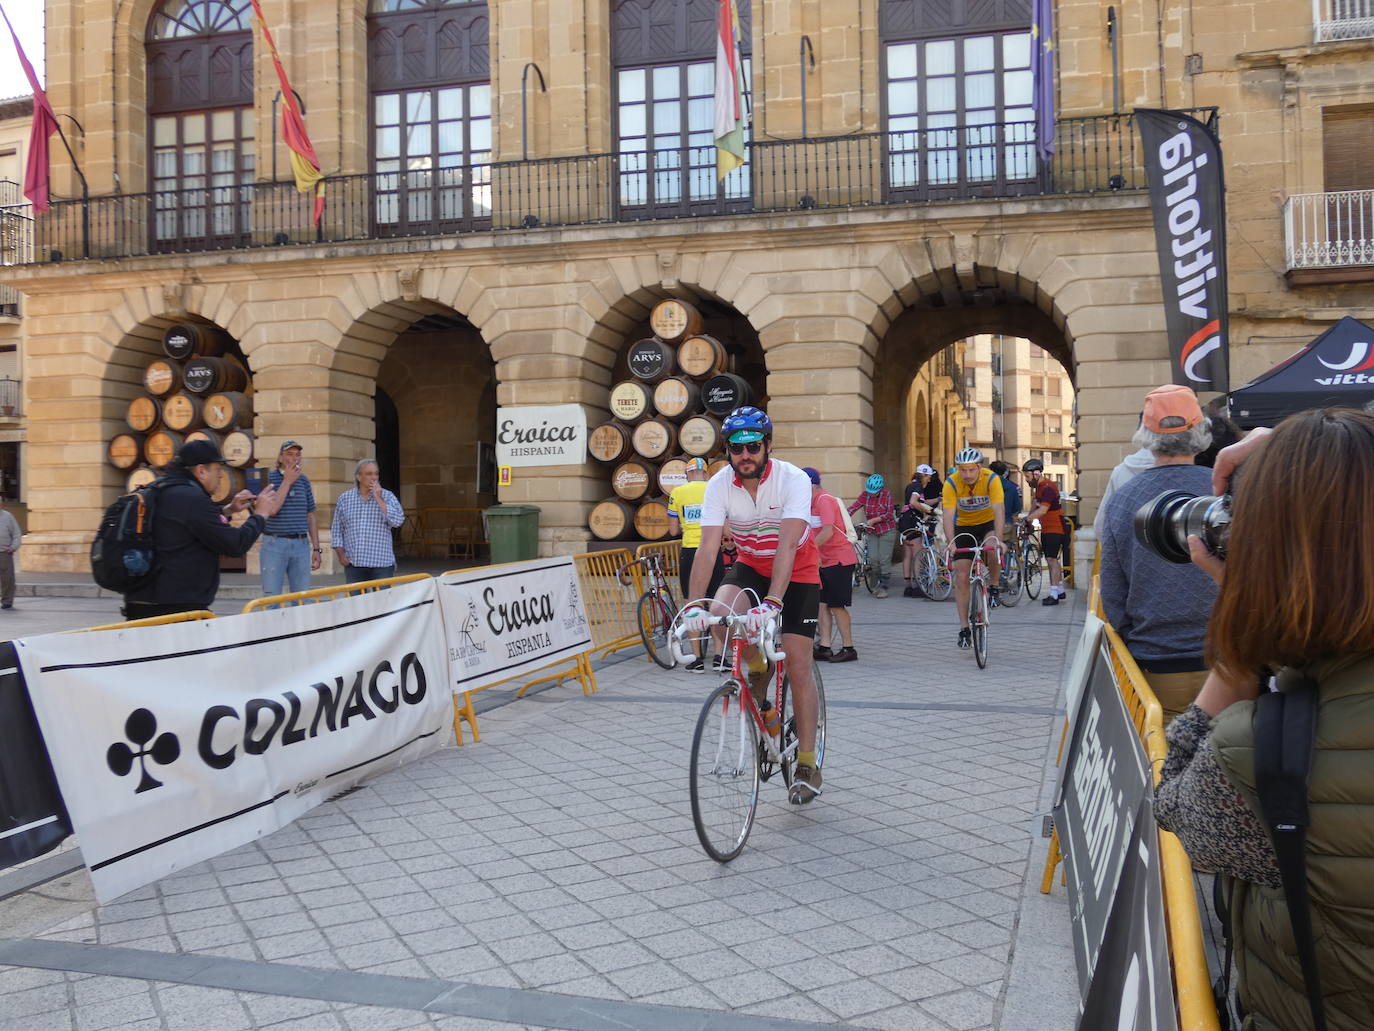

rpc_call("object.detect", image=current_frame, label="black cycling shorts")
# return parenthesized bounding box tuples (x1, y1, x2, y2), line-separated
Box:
(1039, 532, 1066, 561)
(720, 563, 819, 639)
(679, 547, 728, 602)
(950, 521, 996, 559)
(819, 563, 855, 608)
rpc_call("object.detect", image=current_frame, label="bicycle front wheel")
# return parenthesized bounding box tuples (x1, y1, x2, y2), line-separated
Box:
(971, 585, 989, 669)
(690, 682, 761, 863)
(999, 549, 1022, 607)
(780, 659, 827, 789)
(1023, 545, 1044, 600)
(928, 552, 953, 602)
(637, 592, 676, 669)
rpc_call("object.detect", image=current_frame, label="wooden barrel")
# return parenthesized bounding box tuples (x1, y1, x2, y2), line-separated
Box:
(652, 377, 702, 421)
(609, 380, 652, 424)
(677, 334, 729, 379)
(648, 298, 703, 344)
(208, 465, 247, 505)
(164, 322, 227, 361)
(185, 428, 224, 451)
(626, 338, 677, 383)
(184, 355, 249, 395)
(221, 429, 255, 469)
(701, 373, 753, 415)
(126, 466, 157, 492)
(144, 429, 185, 469)
(708, 457, 730, 479)
(108, 433, 144, 469)
(588, 420, 632, 464)
(126, 395, 162, 433)
(635, 498, 672, 541)
(678, 414, 723, 457)
(203, 391, 252, 431)
(161, 392, 205, 432)
(610, 459, 653, 501)
(588, 497, 637, 541)
(658, 457, 690, 494)
(143, 358, 183, 397)
(631, 416, 677, 461)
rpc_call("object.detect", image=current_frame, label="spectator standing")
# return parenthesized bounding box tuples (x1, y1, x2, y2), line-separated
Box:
(899, 465, 941, 596)
(260, 440, 321, 597)
(1098, 385, 1215, 721)
(0, 499, 20, 609)
(332, 458, 406, 584)
(804, 467, 858, 662)
(1092, 436, 1155, 539)
(848, 474, 897, 597)
(668, 458, 726, 672)
(122, 440, 284, 619)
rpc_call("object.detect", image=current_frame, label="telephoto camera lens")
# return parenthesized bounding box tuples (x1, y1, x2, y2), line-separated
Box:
(1132, 490, 1232, 564)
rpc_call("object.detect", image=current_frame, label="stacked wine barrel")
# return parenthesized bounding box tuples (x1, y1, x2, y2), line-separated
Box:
(587, 299, 754, 543)
(111, 322, 258, 503)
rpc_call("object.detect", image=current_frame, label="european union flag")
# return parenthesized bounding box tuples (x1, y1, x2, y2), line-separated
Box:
(1032, 0, 1056, 162)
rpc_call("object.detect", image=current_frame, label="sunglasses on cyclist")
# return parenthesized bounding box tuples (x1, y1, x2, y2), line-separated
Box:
(727, 441, 765, 455)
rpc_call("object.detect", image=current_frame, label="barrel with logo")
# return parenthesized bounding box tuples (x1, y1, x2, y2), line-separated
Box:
(651, 376, 702, 421)
(161, 392, 205, 432)
(631, 416, 677, 461)
(203, 391, 253, 431)
(185, 428, 225, 452)
(221, 429, 255, 468)
(610, 459, 653, 501)
(143, 358, 183, 397)
(144, 428, 186, 468)
(626, 338, 677, 383)
(108, 432, 144, 469)
(126, 395, 162, 433)
(208, 465, 248, 505)
(701, 372, 753, 416)
(648, 298, 703, 344)
(163, 322, 228, 361)
(678, 414, 723, 457)
(658, 456, 690, 495)
(588, 419, 633, 463)
(184, 355, 249, 395)
(609, 380, 652, 424)
(588, 497, 637, 541)
(676, 334, 729, 379)
(634, 498, 672, 541)
(126, 466, 157, 492)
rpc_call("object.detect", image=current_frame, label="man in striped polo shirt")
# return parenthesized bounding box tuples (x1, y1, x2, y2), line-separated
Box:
(260, 440, 321, 597)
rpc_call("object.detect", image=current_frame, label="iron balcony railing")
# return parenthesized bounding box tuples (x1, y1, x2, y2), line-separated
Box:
(1313, 0, 1374, 41)
(1284, 189, 1374, 269)
(0, 377, 20, 416)
(0, 111, 1177, 267)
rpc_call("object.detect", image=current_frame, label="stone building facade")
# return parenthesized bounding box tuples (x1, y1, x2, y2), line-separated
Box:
(0, 0, 1371, 571)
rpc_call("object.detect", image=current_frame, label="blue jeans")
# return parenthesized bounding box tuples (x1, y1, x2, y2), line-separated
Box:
(345, 564, 395, 585)
(260, 535, 312, 597)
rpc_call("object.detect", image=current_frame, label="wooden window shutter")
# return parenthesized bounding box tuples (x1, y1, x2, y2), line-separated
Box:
(1323, 109, 1374, 192)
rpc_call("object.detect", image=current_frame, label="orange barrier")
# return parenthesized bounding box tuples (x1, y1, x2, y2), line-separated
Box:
(242, 573, 432, 612)
(80, 610, 217, 632)
(572, 548, 640, 658)
(634, 538, 682, 584)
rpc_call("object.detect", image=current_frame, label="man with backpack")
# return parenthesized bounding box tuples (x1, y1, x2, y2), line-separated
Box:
(120, 440, 285, 619)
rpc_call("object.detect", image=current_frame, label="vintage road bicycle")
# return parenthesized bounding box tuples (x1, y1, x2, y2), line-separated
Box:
(618, 553, 677, 669)
(1011, 520, 1045, 600)
(672, 598, 828, 862)
(851, 525, 882, 595)
(901, 515, 953, 601)
(949, 532, 1003, 670)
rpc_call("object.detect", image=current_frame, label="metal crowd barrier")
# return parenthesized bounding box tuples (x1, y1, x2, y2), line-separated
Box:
(571, 548, 640, 658)
(242, 572, 432, 612)
(633, 538, 682, 583)
(80, 610, 217, 632)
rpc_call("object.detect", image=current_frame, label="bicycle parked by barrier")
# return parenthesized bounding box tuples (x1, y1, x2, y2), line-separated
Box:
(672, 598, 827, 862)
(618, 553, 677, 669)
(851, 525, 882, 596)
(901, 517, 952, 601)
(950, 532, 1000, 669)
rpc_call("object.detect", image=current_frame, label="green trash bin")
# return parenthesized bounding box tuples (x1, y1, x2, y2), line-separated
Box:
(484, 504, 541, 564)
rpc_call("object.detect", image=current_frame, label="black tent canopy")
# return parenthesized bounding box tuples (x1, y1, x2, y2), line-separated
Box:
(1229, 316, 1374, 429)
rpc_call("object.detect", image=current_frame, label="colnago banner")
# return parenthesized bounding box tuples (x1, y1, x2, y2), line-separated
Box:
(16, 579, 451, 902)
(1137, 108, 1230, 393)
(495, 404, 587, 467)
(438, 557, 592, 693)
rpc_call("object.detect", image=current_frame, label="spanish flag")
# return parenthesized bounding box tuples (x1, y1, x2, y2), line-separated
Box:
(251, 0, 325, 225)
(713, 0, 746, 181)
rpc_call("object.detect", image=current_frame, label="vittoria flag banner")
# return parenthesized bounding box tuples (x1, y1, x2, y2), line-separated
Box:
(714, 0, 746, 180)
(1137, 109, 1230, 392)
(251, 0, 326, 225)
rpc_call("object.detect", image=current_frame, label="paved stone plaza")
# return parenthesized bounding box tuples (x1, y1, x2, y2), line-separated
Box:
(0, 581, 1082, 1030)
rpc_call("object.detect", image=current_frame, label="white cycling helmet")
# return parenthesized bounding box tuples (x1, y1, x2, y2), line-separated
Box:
(954, 447, 983, 466)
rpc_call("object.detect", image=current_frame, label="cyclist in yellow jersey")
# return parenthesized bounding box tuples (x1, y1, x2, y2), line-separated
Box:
(669, 458, 726, 672)
(941, 447, 1006, 650)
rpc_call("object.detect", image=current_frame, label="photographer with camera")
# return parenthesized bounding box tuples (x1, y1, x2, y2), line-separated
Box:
(1097, 384, 1216, 722)
(1154, 409, 1374, 1031)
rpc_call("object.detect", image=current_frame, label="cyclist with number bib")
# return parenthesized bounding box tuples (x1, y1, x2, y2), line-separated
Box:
(681, 406, 824, 805)
(942, 447, 1006, 650)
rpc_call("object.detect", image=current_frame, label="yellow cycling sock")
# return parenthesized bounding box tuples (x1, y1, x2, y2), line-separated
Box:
(798, 750, 817, 768)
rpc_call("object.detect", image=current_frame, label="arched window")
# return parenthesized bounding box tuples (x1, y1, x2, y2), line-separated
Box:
(368, 0, 490, 236)
(146, 0, 254, 249)
(612, 0, 752, 218)
(880, 0, 1037, 201)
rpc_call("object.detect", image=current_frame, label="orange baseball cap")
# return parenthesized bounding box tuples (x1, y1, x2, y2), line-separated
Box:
(1142, 384, 1203, 434)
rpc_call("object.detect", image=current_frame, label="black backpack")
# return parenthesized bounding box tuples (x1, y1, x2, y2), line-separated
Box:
(91, 480, 167, 593)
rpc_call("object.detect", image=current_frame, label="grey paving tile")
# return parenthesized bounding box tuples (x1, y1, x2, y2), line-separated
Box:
(0, 982, 71, 1019)
(919, 987, 999, 1030)
(71, 989, 158, 1030)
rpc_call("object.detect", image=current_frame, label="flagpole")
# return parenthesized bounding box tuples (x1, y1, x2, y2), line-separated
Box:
(50, 116, 89, 259)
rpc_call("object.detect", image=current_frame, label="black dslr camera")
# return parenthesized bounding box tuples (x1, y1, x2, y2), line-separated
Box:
(1133, 491, 1233, 564)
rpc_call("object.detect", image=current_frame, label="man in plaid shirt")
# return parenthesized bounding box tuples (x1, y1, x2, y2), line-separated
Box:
(848, 474, 897, 597)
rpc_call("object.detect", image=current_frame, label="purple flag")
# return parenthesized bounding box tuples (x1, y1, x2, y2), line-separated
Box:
(1032, 0, 1055, 162)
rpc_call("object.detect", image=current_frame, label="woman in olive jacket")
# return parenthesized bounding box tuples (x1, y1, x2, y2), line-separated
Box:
(1155, 408, 1374, 1031)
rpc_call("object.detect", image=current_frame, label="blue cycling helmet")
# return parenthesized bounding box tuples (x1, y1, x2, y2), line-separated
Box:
(721, 406, 772, 443)
(866, 473, 884, 492)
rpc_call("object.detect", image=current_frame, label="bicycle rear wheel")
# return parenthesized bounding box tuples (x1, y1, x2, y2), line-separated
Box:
(780, 660, 827, 789)
(927, 552, 953, 601)
(1023, 544, 1044, 600)
(637, 592, 676, 669)
(971, 584, 989, 669)
(999, 549, 1022, 606)
(689, 682, 760, 863)
(863, 562, 881, 595)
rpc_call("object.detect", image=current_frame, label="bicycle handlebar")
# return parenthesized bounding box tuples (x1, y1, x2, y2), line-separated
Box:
(669, 610, 785, 666)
